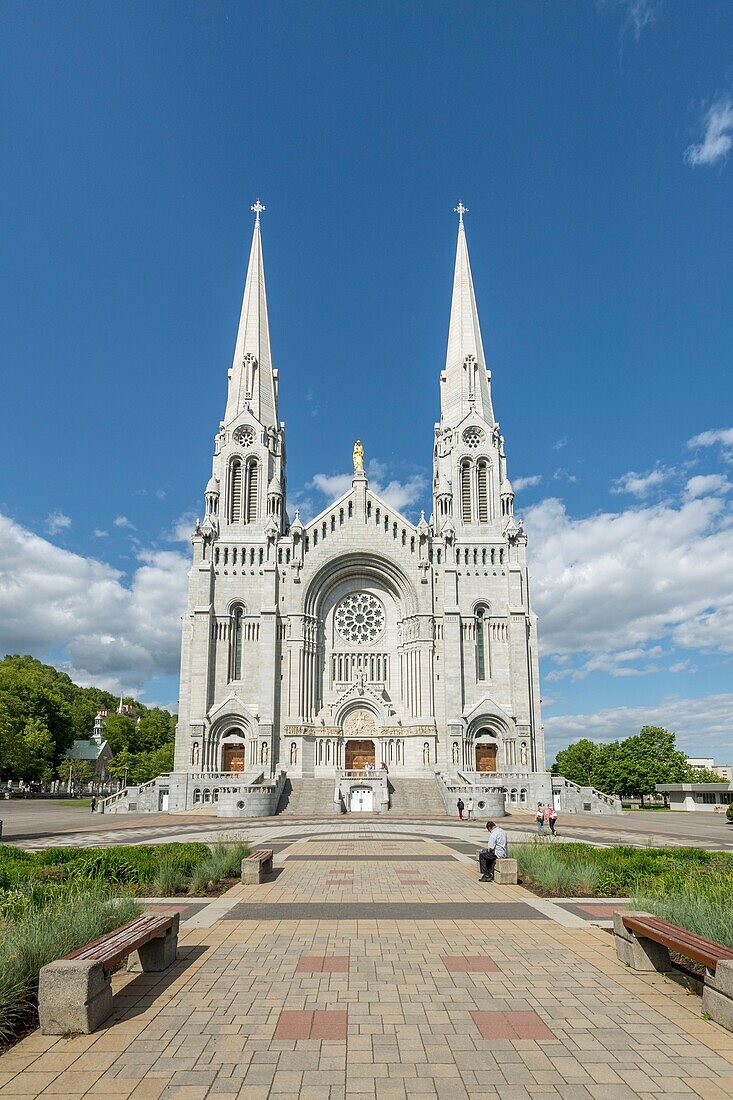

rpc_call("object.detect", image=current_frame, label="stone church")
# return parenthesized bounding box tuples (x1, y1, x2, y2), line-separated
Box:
(104, 203, 620, 817)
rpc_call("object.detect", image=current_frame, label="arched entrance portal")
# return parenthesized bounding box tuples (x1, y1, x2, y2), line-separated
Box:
(222, 742, 245, 773)
(476, 743, 497, 773)
(345, 740, 375, 770)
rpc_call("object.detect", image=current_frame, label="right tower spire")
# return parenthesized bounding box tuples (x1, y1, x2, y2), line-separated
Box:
(441, 202, 495, 428)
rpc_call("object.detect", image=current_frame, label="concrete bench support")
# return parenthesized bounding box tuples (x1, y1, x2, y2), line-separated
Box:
(703, 961, 733, 1032)
(494, 858, 518, 885)
(128, 913, 179, 973)
(241, 849, 273, 884)
(613, 911, 674, 973)
(38, 959, 113, 1035)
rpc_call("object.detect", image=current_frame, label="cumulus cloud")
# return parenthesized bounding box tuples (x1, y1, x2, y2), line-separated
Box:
(168, 512, 197, 543)
(685, 98, 733, 167)
(514, 475, 542, 492)
(684, 473, 732, 500)
(92, 529, 109, 538)
(0, 513, 188, 694)
(611, 465, 673, 497)
(687, 426, 733, 449)
(113, 515, 135, 529)
(544, 692, 733, 760)
(525, 492, 733, 666)
(45, 512, 71, 535)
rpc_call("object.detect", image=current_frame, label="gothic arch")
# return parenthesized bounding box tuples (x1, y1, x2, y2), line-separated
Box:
(303, 552, 419, 619)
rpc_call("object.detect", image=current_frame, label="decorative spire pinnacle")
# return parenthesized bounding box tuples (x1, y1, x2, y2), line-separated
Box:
(251, 198, 265, 226)
(453, 200, 469, 226)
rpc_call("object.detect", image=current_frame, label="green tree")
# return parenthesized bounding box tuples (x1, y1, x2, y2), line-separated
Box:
(612, 726, 687, 804)
(20, 717, 55, 781)
(552, 739, 602, 786)
(57, 759, 96, 790)
(684, 765, 725, 783)
(101, 713, 137, 754)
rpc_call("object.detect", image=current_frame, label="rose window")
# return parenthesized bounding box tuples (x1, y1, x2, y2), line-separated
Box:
(233, 425, 255, 448)
(463, 427, 484, 449)
(335, 592, 385, 645)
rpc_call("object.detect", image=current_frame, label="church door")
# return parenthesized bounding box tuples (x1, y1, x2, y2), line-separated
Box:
(349, 787, 374, 812)
(475, 743, 497, 773)
(345, 740, 375, 770)
(222, 742, 245, 774)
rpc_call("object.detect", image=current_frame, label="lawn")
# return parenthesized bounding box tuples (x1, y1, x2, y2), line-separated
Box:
(514, 841, 733, 948)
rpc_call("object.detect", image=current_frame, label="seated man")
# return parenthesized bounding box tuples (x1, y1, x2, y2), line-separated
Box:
(478, 820, 508, 882)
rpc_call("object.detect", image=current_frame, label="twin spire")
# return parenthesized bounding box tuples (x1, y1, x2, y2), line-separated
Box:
(224, 199, 494, 432)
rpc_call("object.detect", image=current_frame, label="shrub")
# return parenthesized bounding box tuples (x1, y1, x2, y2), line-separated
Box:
(727, 803, 733, 823)
(151, 857, 186, 897)
(187, 837, 250, 895)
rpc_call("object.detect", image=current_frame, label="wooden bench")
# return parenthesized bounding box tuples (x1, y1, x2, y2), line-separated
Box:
(38, 911, 179, 1035)
(241, 848, 274, 884)
(614, 911, 733, 1032)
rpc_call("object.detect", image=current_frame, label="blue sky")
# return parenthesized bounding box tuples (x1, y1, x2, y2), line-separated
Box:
(1, 1, 732, 762)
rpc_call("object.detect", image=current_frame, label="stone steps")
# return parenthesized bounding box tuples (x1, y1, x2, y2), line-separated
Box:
(387, 777, 448, 816)
(276, 778, 335, 815)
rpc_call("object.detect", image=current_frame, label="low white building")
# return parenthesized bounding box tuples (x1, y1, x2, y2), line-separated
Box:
(656, 782, 733, 812)
(685, 757, 733, 782)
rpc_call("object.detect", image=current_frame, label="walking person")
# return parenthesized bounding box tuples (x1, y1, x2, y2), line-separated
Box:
(90, 796, 97, 813)
(536, 803, 545, 835)
(467, 796, 474, 820)
(478, 820, 508, 882)
(548, 803, 558, 836)
(457, 797, 465, 821)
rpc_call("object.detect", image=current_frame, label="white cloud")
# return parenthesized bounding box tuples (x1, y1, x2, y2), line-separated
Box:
(0, 513, 188, 694)
(92, 529, 109, 538)
(685, 98, 733, 167)
(684, 473, 732, 500)
(514, 475, 542, 492)
(168, 512, 197, 543)
(113, 515, 135, 529)
(45, 512, 71, 535)
(544, 692, 733, 760)
(525, 492, 733, 666)
(611, 465, 673, 497)
(309, 473, 353, 499)
(687, 426, 733, 449)
(552, 437, 569, 451)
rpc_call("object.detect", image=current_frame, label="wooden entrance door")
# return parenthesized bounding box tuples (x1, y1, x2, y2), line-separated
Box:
(345, 739, 375, 770)
(475, 743, 497, 773)
(222, 742, 245, 774)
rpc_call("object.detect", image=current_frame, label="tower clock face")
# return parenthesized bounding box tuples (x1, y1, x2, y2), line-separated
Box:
(233, 425, 255, 448)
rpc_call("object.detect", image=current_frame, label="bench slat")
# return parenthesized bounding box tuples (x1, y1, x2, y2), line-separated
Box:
(64, 913, 175, 971)
(246, 849, 273, 862)
(622, 914, 733, 970)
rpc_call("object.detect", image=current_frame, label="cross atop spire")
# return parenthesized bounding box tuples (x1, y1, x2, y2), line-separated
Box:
(251, 198, 266, 225)
(453, 200, 469, 226)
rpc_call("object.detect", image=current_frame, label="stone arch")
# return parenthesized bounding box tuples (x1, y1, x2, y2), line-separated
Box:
(303, 552, 418, 619)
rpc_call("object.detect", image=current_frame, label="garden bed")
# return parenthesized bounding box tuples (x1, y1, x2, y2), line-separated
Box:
(514, 841, 733, 948)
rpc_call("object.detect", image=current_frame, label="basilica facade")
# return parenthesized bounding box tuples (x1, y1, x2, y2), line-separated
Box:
(169, 201, 546, 808)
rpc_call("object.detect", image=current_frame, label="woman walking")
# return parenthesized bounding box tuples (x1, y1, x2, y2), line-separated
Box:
(536, 803, 545, 835)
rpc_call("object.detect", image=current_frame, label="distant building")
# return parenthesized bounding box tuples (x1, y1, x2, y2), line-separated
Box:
(65, 716, 113, 781)
(686, 757, 733, 782)
(656, 781, 733, 812)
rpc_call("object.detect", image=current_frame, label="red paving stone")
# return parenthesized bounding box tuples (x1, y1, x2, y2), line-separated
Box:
(577, 903, 628, 917)
(442, 955, 502, 973)
(274, 1009, 348, 1040)
(295, 954, 349, 973)
(472, 1009, 555, 1040)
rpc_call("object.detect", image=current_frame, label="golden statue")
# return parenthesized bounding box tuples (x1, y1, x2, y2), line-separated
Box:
(353, 439, 364, 472)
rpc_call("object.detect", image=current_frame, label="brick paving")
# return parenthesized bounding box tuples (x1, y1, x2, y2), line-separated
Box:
(1, 834, 732, 1099)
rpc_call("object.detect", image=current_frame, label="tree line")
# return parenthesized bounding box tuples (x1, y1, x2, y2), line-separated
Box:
(552, 725, 723, 803)
(0, 655, 176, 787)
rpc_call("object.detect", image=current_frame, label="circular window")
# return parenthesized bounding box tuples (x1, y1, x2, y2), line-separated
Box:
(463, 427, 484, 449)
(477, 800, 486, 810)
(237, 800, 245, 809)
(335, 592, 385, 645)
(233, 425, 255, 448)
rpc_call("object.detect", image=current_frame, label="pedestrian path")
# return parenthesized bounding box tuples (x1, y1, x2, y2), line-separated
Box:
(1, 833, 732, 1099)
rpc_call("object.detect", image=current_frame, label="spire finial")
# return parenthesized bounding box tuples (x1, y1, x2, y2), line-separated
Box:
(453, 200, 469, 226)
(251, 198, 266, 226)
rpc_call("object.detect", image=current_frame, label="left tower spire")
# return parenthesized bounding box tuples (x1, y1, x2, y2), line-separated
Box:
(224, 199, 277, 429)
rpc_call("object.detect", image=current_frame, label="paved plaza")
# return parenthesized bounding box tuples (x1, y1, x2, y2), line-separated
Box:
(1, 823, 732, 1099)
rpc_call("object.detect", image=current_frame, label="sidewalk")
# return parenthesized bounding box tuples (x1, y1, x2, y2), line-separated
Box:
(1, 834, 731, 1099)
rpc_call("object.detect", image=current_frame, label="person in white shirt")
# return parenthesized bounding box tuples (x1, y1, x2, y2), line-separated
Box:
(478, 820, 508, 882)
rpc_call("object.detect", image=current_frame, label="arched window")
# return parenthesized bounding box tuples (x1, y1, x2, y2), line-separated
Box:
(229, 458, 243, 523)
(246, 459, 259, 523)
(460, 460, 472, 523)
(477, 461, 489, 523)
(475, 607, 487, 681)
(193, 788, 201, 804)
(230, 605, 244, 680)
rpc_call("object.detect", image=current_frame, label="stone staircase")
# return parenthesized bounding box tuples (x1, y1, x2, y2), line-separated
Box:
(276, 777, 336, 816)
(387, 777, 448, 816)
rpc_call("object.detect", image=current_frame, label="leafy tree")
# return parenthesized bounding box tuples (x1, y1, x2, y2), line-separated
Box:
(684, 765, 725, 783)
(101, 713, 137, 754)
(552, 739, 601, 785)
(57, 759, 96, 790)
